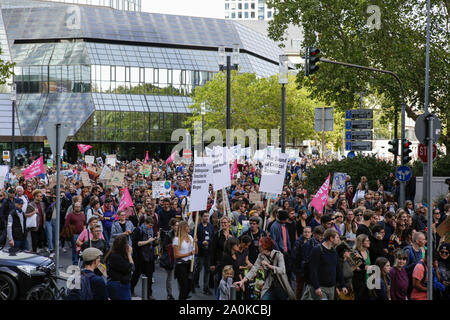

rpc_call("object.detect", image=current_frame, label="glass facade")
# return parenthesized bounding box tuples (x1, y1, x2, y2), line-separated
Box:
(35, 0, 141, 11)
(0, 0, 284, 149)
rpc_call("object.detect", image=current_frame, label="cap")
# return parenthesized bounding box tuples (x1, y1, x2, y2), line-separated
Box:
(14, 198, 24, 205)
(82, 247, 103, 262)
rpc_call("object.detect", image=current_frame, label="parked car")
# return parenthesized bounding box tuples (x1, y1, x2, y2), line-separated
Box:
(0, 248, 56, 300)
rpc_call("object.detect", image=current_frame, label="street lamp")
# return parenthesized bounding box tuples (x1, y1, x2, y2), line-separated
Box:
(10, 81, 16, 167)
(218, 44, 239, 147)
(279, 55, 289, 154)
(201, 102, 206, 156)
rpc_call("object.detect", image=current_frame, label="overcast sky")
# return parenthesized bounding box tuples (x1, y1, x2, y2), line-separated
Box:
(141, 0, 224, 18)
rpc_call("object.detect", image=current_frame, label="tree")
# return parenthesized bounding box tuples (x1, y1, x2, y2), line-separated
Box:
(267, 0, 449, 151)
(185, 72, 337, 149)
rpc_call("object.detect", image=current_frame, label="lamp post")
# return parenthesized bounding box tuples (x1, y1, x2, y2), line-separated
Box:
(279, 55, 289, 154)
(11, 82, 16, 167)
(201, 102, 206, 156)
(218, 44, 239, 147)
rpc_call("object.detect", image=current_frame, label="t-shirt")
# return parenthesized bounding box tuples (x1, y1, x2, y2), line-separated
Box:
(173, 235, 194, 262)
(411, 262, 427, 300)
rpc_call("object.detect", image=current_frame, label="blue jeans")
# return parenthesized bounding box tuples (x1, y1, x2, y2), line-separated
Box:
(45, 220, 56, 251)
(107, 281, 131, 300)
(71, 234, 79, 265)
(103, 226, 112, 248)
(261, 285, 288, 300)
(14, 240, 27, 250)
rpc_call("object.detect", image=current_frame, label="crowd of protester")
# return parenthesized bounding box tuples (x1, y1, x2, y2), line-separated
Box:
(0, 155, 449, 300)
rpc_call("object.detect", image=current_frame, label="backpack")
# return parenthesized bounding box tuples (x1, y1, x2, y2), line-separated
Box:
(65, 270, 95, 300)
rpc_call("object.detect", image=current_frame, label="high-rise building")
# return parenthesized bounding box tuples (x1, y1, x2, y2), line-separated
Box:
(0, 0, 284, 162)
(35, 0, 141, 11)
(224, 0, 273, 20)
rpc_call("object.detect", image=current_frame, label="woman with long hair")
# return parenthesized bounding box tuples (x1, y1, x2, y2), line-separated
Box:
(173, 220, 198, 300)
(105, 234, 134, 300)
(295, 209, 308, 238)
(342, 210, 357, 248)
(352, 234, 371, 300)
(372, 257, 391, 300)
(389, 248, 409, 300)
(388, 220, 407, 258)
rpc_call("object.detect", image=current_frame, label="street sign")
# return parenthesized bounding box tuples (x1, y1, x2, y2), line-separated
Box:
(345, 130, 373, 140)
(345, 141, 372, 151)
(2, 151, 10, 162)
(183, 149, 192, 159)
(345, 109, 373, 119)
(414, 113, 442, 144)
(395, 165, 412, 182)
(314, 107, 334, 131)
(44, 122, 71, 156)
(418, 143, 437, 163)
(345, 120, 373, 130)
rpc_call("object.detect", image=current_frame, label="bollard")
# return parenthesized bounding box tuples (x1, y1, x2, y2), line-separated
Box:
(230, 285, 236, 300)
(141, 275, 148, 300)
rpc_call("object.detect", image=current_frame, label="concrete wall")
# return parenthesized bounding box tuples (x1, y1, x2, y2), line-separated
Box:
(415, 176, 449, 203)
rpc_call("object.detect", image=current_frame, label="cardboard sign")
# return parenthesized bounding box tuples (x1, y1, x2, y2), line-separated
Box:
(85, 155, 95, 165)
(110, 172, 125, 186)
(331, 172, 347, 192)
(141, 165, 152, 177)
(99, 165, 112, 180)
(437, 216, 450, 244)
(249, 192, 262, 204)
(80, 171, 91, 186)
(96, 157, 103, 166)
(49, 174, 64, 188)
(152, 181, 172, 199)
(105, 154, 117, 167)
(189, 157, 212, 212)
(259, 152, 288, 195)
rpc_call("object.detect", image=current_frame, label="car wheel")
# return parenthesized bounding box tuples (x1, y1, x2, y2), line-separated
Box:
(0, 274, 18, 300)
(25, 285, 55, 300)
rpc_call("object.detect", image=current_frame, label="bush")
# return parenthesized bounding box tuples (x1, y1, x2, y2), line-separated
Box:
(411, 154, 450, 177)
(304, 155, 396, 195)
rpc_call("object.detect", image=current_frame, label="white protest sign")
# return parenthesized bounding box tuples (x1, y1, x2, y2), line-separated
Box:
(96, 157, 103, 166)
(152, 181, 172, 199)
(331, 172, 347, 192)
(0, 164, 8, 188)
(259, 152, 288, 195)
(211, 146, 231, 191)
(205, 147, 213, 157)
(230, 145, 242, 160)
(105, 155, 116, 167)
(85, 155, 95, 165)
(189, 157, 212, 212)
(99, 165, 112, 180)
(80, 171, 91, 186)
(287, 148, 298, 159)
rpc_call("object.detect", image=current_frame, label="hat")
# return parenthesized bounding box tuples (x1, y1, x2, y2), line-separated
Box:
(82, 247, 103, 262)
(14, 198, 24, 205)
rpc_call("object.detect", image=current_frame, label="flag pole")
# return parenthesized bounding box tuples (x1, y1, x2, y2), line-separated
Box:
(263, 193, 272, 232)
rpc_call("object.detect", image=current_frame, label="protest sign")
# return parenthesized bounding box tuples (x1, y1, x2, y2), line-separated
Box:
(80, 171, 91, 186)
(211, 146, 231, 191)
(99, 165, 112, 180)
(249, 192, 262, 204)
(437, 216, 450, 243)
(259, 152, 288, 195)
(96, 157, 103, 166)
(85, 155, 95, 165)
(189, 157, 212, 212)
(152, 181, 172, 199)
(110, 172, 125, 186)
(105, 154, 116, 167)
(331, 172, 347, 192)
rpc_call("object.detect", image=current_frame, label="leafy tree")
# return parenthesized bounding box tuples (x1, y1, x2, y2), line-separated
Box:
(185, 72, 338, 148)
(267, 0, 449, 151)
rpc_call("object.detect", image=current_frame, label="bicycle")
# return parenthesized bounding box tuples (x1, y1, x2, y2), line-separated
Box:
(25, 265, 67, 300)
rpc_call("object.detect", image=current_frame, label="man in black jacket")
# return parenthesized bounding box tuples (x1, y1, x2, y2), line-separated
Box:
(7, 198, 28, 250)
(356, 210, 377, 238)
(192, 211, 214, 295)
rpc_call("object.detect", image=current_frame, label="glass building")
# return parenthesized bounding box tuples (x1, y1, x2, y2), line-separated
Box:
(0, 0, 283, 162)
(224, 0, 274, 20)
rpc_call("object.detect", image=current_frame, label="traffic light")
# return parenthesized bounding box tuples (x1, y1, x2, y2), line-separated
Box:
(401, 139, 412, 164)
(305, 47, 320, 76)
(388, 139, 398, 156)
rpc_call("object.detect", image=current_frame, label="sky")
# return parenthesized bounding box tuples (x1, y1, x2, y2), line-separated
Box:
(141, 0, 224, 18)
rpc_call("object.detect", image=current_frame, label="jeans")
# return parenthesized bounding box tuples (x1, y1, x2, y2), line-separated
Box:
(103, 226, 112, 248)
(107, 281, 131, 300)
(45, 219, 56, 251)
(175, 261, 193, 300)
(193, 255, 211, 291)
(13, 239, 27, 250)
(261, 285, 288, 300)
(71, 234, 80, 265)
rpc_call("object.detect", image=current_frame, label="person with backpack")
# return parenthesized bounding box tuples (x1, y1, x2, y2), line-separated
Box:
(411, 250, 446, 300)
(100, 198, 117, 248)
(302, 228, 347, 300)
(403, 231, 426, 297)
(81, 248, 107, 300)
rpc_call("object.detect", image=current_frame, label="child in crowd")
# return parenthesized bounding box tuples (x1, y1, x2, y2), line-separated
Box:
(219, 265, 235, 300)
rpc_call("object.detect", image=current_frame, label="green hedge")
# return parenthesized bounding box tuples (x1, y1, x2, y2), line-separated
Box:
(304, 155, 396, 195)
(411, 154, 450, 177)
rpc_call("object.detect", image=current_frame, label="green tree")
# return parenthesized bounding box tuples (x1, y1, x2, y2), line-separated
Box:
(267, 0, 449, 151)
(185, 72, 332, 147)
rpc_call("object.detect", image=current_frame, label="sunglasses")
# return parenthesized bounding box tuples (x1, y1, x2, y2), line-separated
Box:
(440, 251, 449, 255)
(355, 214, 362, 217)
(335, 215, 343, 218)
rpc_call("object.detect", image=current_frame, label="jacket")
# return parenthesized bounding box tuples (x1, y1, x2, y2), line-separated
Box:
(111, 220, 135, 247)
(7, 208, 27, 241)
(244, 250, 296, 300)
(26, 200, 47, 231)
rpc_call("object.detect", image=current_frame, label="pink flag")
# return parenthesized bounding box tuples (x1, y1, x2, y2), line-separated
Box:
(118, 186, 134, 211)
(144, 151, 149, 164)
(310, 173, 331, 214)
(23, 156, 45, 180)
(230, 159, 238, 179)
(165, 151, 176, 164)
(77, 144, 92, 154)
